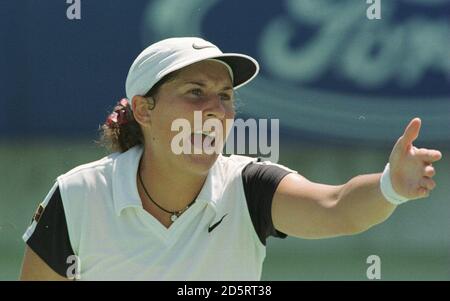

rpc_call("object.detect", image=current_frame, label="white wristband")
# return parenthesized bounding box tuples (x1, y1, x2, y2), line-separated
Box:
(380, 163, 410, 205)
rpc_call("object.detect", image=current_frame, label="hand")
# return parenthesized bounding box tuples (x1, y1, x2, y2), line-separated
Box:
(389, 118, 442, 200)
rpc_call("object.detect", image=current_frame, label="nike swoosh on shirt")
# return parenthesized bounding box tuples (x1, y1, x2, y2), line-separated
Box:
(208, 214, 228, 233)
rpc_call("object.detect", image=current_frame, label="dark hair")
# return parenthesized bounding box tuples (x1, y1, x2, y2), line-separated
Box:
(99, 72, 178, 153)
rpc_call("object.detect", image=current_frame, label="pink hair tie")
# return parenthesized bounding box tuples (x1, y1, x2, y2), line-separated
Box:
(106, 98, 130, 127)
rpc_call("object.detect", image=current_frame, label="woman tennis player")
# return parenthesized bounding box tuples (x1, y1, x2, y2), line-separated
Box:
(20, 37, 442, 280)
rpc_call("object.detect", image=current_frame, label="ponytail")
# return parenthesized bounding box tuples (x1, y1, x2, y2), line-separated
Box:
(99, 71, 179, 153)
(99, 98, 143, 153)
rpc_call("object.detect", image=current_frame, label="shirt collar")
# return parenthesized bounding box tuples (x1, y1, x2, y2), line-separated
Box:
(112, 146, 223, 216)
(112, 145, 144, 216)
(195, 157, 223, 210)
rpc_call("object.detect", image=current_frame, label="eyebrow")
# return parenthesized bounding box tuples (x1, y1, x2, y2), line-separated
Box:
(182, 81, 233, 91)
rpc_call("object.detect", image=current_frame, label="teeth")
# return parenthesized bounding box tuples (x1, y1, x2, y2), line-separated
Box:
(193, 130, 216, 138)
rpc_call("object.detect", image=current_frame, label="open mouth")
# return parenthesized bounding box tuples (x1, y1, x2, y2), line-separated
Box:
(191, 130, 216, 150)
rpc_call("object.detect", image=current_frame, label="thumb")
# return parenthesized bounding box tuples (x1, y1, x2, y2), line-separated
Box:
(400, 117, 421, 149)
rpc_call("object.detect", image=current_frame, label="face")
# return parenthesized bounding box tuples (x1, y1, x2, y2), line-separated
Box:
(138, 60, 235, 176)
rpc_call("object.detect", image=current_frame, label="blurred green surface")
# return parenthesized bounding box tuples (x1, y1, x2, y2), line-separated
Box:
(1, 139, 449, 280)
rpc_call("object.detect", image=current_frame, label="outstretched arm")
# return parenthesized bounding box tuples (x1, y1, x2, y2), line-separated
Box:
(272, 118, 442, 239)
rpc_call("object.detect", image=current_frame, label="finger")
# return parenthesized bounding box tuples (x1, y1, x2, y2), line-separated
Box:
(400, 118, 421, 149)
(415, 148, 442, 163)
(417, 187, 429, 198)
(424, 165, 436, 177)
(419, 177, 436, 191)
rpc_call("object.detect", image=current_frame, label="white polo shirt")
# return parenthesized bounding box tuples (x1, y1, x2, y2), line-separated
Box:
(23, 145, 294, 280)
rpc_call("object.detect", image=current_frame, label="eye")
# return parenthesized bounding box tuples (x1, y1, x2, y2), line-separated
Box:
(188, 88, 203, 97)
(219, 93, 232, 101)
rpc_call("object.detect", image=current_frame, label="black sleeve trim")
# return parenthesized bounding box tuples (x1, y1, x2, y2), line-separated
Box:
(242, 161, 291, 245)
(26, 186, 75, 278)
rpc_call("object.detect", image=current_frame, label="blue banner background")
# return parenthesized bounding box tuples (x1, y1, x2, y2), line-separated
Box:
(1, 0, 448, 145)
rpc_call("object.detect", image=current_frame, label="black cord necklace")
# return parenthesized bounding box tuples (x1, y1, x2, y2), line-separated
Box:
(138, 162, 196, 222)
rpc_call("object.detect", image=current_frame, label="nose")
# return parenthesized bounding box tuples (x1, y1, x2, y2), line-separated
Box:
(203, 94, 227, 120)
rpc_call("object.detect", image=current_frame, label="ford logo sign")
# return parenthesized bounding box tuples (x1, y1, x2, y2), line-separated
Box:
(141, 0, 449, 145)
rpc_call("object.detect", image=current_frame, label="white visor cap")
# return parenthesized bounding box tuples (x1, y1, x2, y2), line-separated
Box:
(125, 37, 260, 105)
